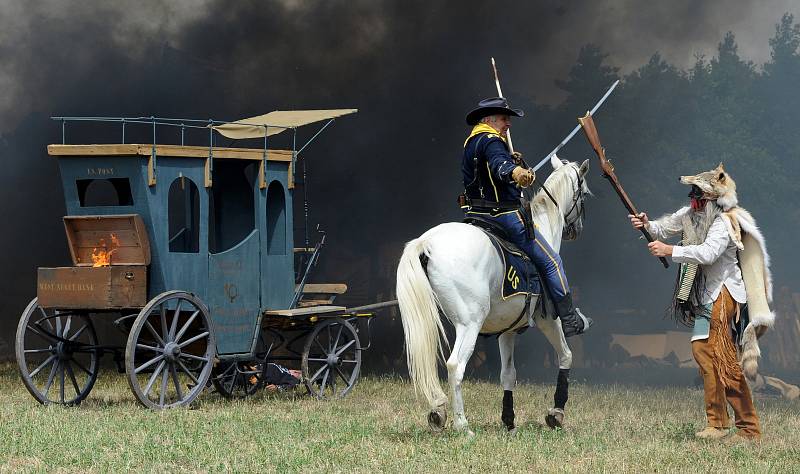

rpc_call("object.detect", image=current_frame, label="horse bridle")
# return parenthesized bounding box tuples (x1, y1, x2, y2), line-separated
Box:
(538, 164, 587, 240)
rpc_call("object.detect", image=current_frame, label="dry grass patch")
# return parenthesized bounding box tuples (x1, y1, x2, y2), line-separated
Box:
(1, 363, 798, 472)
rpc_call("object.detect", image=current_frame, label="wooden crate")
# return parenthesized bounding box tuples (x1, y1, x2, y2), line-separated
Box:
(37, 265, 147, 309)
(63, 214, 150, 266)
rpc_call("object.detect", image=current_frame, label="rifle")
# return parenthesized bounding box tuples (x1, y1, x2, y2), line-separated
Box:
(578, 112, 669, 268)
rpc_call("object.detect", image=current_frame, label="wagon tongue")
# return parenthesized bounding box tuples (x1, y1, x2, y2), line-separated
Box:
(91, 233, 120, 267)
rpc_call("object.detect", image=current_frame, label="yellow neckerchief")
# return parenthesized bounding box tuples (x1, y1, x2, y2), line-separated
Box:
(464, 123, 507, 147)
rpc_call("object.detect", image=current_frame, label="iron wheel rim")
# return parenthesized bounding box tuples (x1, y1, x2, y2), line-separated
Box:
(15, 297, 99, 406)
(125, 291, 215, 409)
(301, 318, 361, 400)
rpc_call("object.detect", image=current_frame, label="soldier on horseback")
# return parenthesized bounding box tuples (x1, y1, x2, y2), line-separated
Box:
(460, 97, 592, 337)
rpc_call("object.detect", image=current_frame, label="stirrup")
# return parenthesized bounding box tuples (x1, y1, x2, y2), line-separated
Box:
(562, 308, 592, 337)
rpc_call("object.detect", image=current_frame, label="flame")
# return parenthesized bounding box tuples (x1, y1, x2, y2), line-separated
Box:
(91, 233, 120, 267)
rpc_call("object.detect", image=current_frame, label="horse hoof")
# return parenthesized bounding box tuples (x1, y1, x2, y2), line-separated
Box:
(428, 408, 447, 432)
(506, 426, 518, 436)
(545, 408, 564, 429)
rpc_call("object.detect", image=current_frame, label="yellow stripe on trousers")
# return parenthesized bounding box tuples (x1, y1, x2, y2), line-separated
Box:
(518, 211, 567, 294)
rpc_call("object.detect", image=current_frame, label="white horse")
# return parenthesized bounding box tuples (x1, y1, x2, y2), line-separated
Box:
(396, 155, 590, 435)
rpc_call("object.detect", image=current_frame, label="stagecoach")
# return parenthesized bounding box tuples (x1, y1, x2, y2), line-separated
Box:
(15, 110, 394, 408)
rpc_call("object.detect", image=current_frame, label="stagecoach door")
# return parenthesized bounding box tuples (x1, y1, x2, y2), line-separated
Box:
(207, 161, 261, 355)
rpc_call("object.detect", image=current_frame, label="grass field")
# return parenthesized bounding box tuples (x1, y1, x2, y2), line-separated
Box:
(1, 363, 799, 473)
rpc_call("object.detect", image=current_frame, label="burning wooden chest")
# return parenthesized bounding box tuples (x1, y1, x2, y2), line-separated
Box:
(37, 215, 150, 309)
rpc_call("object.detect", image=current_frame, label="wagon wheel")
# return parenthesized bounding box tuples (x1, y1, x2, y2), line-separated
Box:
(211, 329, 277, 398)
(301, 318, 361, 399)
(125, 291, 215, 409)
(15, 297, 100, 406)
(211, 361, 265, 398)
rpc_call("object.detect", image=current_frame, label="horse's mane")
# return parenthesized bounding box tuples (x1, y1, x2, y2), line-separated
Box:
(530, 161, 585, 240)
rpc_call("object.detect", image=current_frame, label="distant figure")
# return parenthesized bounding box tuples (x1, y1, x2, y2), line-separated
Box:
(461, 97, 591, 337)
(630, 163, 774, 442)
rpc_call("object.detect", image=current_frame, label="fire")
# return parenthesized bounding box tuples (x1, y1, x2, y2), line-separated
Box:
(91, 233, 120, 267)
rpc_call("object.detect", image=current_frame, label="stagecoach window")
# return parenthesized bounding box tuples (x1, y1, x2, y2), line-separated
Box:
(266, 181, 286, 255)
(208, 160, 256, 254)
(168, 177, 200, 253)
(77, 178, 133, 207)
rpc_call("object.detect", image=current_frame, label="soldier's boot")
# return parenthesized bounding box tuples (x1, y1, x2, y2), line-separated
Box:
(555, 293, 592, 338)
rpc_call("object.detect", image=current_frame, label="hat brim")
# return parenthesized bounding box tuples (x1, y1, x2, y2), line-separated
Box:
(466, 106, 524, 125)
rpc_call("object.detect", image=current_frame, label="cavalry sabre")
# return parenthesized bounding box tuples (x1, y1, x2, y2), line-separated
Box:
(490, 57, 516, 153)
(532, 80, 620, 172)
(578, 112, 670, 268)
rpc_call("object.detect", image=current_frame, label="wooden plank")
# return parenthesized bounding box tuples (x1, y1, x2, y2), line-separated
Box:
(297, 283, 348, 295)
(293, 247, 315, 253)
(288, 160, 294, 190)
(298, 298, 335, 307)
(48, 144, 293, 162)
(73, 247, 149, 266)
(109, 266, 147, 308)
(63, 215, 150, 266)
(133, 214, 151, 265)
(204, 157, 212, 187)
(48, 144, 140, 156)
(147, 153, 156, 186)
(264, 305, 345, 317)
(37, 265, 146, 309)
(71, 229, 140, 244)
(258, 158, 266, 189)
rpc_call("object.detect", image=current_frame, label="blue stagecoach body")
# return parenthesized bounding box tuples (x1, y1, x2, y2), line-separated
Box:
(48, 110, 355, 357)
(15, 109, 384, 409)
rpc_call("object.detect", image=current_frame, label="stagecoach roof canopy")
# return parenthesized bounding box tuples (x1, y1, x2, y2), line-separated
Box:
(212, 109, 358, 139)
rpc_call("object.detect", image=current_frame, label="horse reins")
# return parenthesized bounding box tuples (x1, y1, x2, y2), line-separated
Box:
(530, 165, 586, 238)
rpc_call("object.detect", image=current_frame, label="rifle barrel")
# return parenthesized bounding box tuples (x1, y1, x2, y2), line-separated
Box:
(582, 114, 669, 269)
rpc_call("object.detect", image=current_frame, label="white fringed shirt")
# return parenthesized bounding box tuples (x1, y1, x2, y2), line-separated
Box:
(647, 206, 747, 305)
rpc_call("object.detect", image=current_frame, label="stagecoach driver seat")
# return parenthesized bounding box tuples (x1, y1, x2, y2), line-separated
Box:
(459, 97, 592, 337)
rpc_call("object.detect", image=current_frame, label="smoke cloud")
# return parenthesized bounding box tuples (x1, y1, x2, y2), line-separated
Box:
(1, 1, 798, 381)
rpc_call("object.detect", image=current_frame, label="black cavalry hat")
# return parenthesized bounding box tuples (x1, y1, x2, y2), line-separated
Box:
(465, 97, 524, 125)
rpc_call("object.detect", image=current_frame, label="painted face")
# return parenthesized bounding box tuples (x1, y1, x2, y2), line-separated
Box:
(485, 114, 511, 136)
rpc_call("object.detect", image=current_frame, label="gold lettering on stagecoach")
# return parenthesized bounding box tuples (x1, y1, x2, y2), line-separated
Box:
(87, 167, 115, 176)
(38, 282, 95, 292)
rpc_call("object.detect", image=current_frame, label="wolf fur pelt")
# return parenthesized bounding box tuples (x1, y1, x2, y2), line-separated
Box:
(680, 163, 775, 380)
(722, 208, 774, 379)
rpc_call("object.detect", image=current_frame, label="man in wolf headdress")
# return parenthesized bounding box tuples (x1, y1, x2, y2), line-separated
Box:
(629, 163, 774, 441)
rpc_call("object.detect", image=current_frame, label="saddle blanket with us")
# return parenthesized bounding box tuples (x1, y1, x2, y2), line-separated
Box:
(463, 216, 546, 301)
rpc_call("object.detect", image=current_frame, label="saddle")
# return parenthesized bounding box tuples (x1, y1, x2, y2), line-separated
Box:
(463, 216, 557, 335)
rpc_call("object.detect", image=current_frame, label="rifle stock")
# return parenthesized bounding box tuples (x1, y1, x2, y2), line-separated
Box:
(578, 112, 669, 269)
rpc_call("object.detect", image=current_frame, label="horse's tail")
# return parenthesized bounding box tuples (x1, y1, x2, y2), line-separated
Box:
(396, 236, 448, 410)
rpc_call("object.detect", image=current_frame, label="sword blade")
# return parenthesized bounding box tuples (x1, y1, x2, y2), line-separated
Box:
(532, 79, 620, 172)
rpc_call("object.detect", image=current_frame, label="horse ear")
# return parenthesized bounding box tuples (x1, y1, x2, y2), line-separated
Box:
(550, 154, 563, 170)
(579, 159, 589, 176)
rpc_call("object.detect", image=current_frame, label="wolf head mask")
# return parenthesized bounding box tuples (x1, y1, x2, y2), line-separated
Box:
(679, 163, 738, 211)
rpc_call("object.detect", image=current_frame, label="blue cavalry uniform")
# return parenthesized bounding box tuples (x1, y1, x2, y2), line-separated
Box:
(460, 97, 590, 337)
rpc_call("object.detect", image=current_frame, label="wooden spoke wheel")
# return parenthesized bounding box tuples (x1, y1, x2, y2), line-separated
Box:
(301, 318, 361, 399)
(15, 297, 100, 406)
(125, 291, 215, 409)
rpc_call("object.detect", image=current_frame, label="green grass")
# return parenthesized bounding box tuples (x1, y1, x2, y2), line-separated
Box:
(1, 363, 799, 473)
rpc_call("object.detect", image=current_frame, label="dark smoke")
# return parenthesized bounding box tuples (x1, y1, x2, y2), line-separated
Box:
(1, 1, 798, 383)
